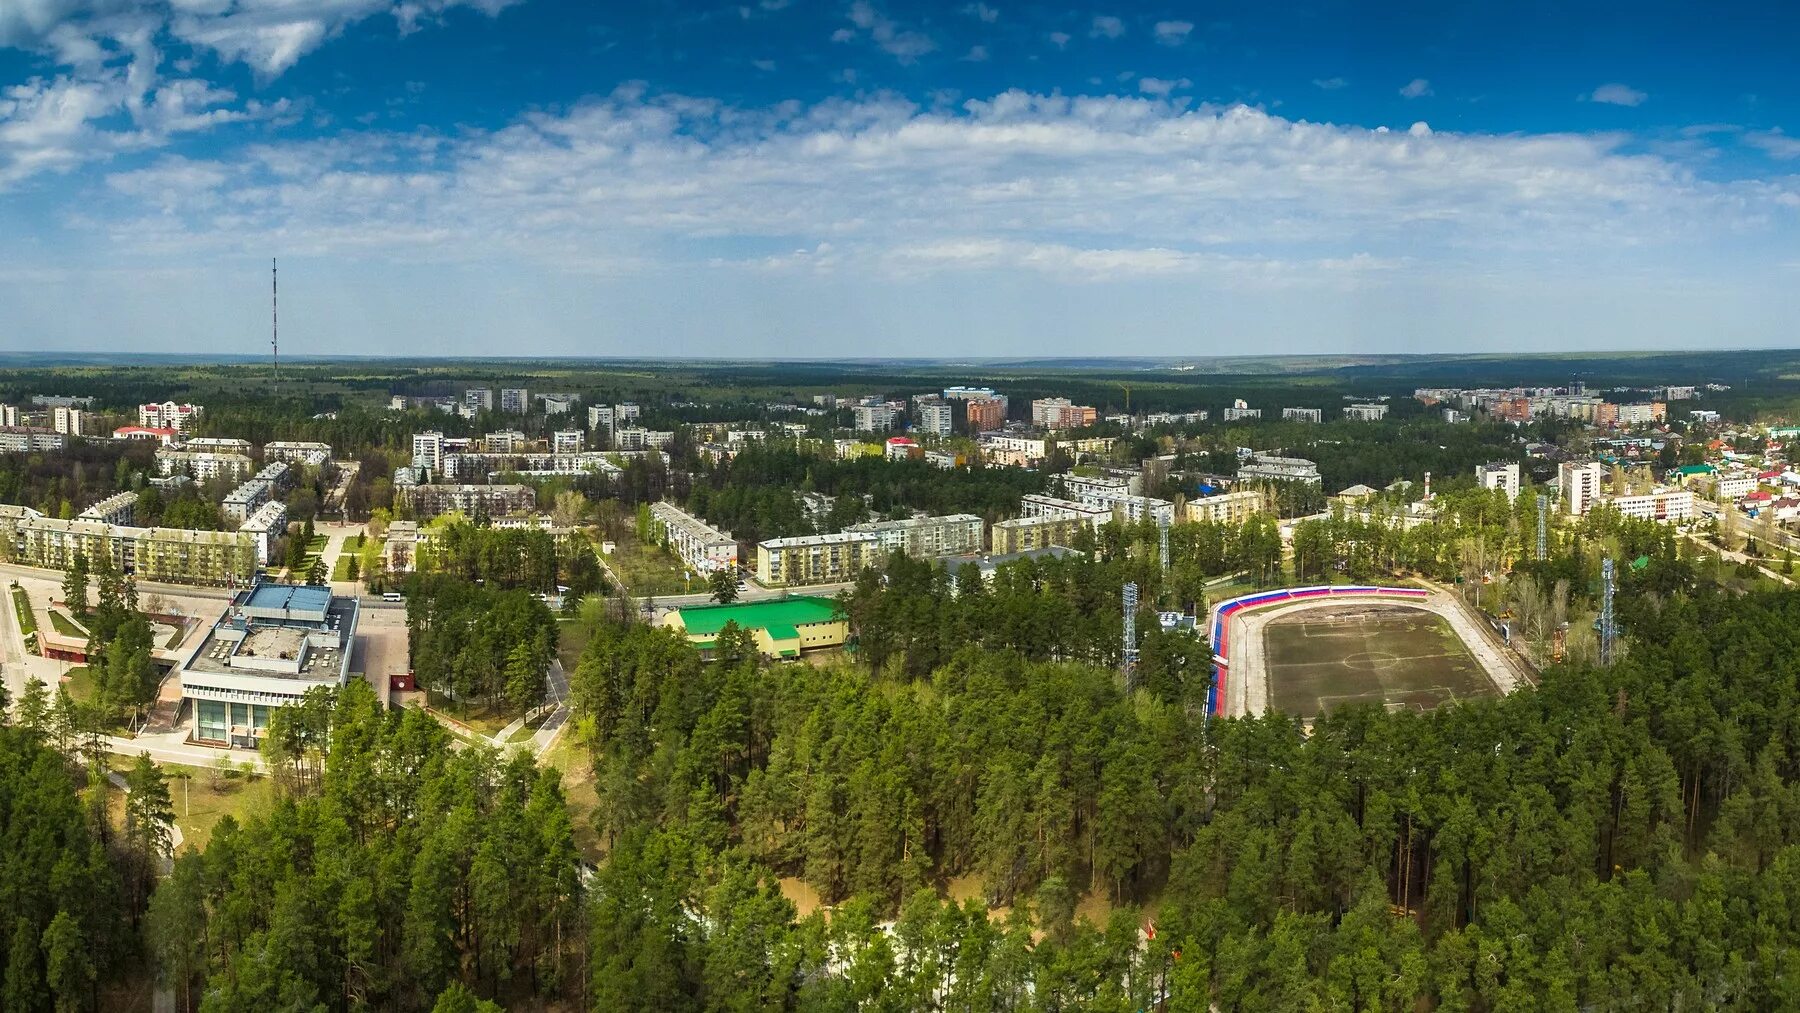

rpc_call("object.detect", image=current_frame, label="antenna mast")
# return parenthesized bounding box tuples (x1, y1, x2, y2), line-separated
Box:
(1598, 557, 1617, 666)
(271, 257, 279, 395)
(1121, 581, 1140, 690)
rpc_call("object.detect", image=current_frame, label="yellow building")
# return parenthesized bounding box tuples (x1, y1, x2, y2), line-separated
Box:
(661, 596, 848, 660)
(1186, 489, 1265, 525)
(755, 531, 880, 587)
(990, 514, 1086, 555)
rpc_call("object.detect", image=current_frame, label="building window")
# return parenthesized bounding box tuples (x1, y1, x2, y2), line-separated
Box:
(197, 700, 227, 742)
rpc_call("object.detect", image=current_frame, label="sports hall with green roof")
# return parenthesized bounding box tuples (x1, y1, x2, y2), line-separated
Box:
(660, 596, 847, 659)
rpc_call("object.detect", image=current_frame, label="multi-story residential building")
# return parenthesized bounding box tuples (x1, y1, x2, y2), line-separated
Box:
(177, 582, 358, 748)
(465, 388, 495, 412)
(239, 500, 288, 565)
(1282, 407, 1323, 423)
(1186, 489, 1264, 525)
(0, 404, 19, 427)
(884, 436, 921, 461)
(222, 480, 274, 524)
(77, 491, 138, 526)
(484, 430, 527, 453)
(552, 430, 584, 454)
(51, 406, 87, 436)
(1475, 461, 1521, 500)
(0, 506, 256, 586)
(1031, 398, 1097, 430)
(32, 395, 93, 409)
(1661, 386, 1697, 401)
(412, 431, 445, 472)
(1222, 399, 1262, 422)
(1343, 403, 1390, 422)
(1141, 410, 1207, 427)
(1616, 402, 1667, 427)
(755, 531, 881, 587)
(915, 397, 955, 436)
(616, 402, 641, 424)
(397, 483, 537, 520)
(990, 514, 1087, 554)
(979, 434, 1048, 467)
(943, 386, 1000, 402)
(139, 401, 201, 432)
(156, 449, 254, 483)
(648, 502, 739, 574)
(846, 513, 984, 558)
(1061, 474, 1134, 500)
(263, 441, 333, 468)
(1019, 494, 1114, 526)
(500, 387, 531, 414)
(1715, 472, 1759, 500)
(965, 397, 1007, 433)
(1442, 408, 1469, 424)
(853, 404, 896, 432)
(1608, 488, 1696, 523)
(588, 404, 615, 433)
(615, 427, 674, 450)
(539, 394, 576, 415)
(1559, 460, 1606, 515)
(183, 437, 253, 454)
(0, 427, 66, 453)
(1239, 455, 1322, 485)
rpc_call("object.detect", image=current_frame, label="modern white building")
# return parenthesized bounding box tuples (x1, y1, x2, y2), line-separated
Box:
(1475, 461, 1521, 500)
(500, 387, 530, 414)
(1608, 488, 1696, 523)
(552, 430, 584, 454)
(177, 582, 358, 749)
(139, 401, 201, 433)
(1559, 461, 1606, 516)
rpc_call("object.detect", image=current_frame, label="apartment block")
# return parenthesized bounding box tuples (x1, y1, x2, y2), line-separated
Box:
(1343, 403, 1390, 421)
(1238, 455, 1322, 485)
(552, 430, 585, 454)
(915, 398, 955, 436)
(1186, 489, 1264, 525)
(965, 397, 1007, 433)
(183, 437, 253, 454)
(264, 441, 333, 468)
(1608, 488, 1696, 523)
(615, 427, 674, 450)
(755, 531, 881, 587)
(0, 506, 255, 586)
(500, 387, 531, 414)
(990, 514, 1087, 554)
(1019, 494, 1114, 526)
(1031, 398, 1098, 430)
(465, 388, 495, 412)
(239, 500, 288, 565)
(139, 401, 201, 432)
(1282, 407, 1322, 423)
(52, 406, 87, 436)
(156, 449, 254, 483)
(397, 483, 537, 520)
(1475, 461, 1521, 500)
(853, 404, 896, 432)
(77, 491, 138, 526)
(588, 404, 615, 433)
(0, 427, 66, 453)
(1223, 399, 1262, 421)
(1560, 460, 1605, 515)
(846, 513, 984, 559)
(412, 431, 445, 471)
(648, 501, 739, 573)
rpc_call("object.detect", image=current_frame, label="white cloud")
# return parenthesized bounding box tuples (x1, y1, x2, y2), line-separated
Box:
(78, 87, 1800, 293)
(1136, 77, 1189, 97)
(962, 45, 988, 62)
(1399, 78, 1432, 99)
(1747, 129, 1800, 159)
(1312, 76, 1347, 91)
(752, 58, 776, 72)
(1047, 30, 1070, 49)
(841, 1, 935, 64)
(961, 2, 998, 23)
(1089, 15, 1124, 38)
(1152, 20, 1191, 45)
(1585, 82, 1647, 107)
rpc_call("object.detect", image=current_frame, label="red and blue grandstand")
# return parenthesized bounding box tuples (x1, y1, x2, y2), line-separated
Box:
(1206, 585, 1430, 715)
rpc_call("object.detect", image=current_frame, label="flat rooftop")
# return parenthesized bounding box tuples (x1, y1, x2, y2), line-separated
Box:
(245, 584, 332, 614)
(675, 596, 840, 636)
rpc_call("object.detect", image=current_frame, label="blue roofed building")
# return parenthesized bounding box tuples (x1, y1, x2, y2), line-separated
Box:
(176, 580, 360, 748)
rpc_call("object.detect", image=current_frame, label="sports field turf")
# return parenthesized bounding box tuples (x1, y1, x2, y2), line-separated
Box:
(1263, 603, 1498, 718)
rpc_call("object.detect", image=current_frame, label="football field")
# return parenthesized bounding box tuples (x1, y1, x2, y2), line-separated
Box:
(1262, 603, 1499, 719)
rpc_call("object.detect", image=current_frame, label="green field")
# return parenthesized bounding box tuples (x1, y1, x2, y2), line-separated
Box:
(48, 608, 88, 638)
(604, 529, 697, 597)
(11, 586, 36, 639)
(1263, 603, 1497, 719)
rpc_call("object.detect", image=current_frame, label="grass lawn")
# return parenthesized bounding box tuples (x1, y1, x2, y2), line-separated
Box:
(48, 608, 88, 637)
(63, 665, 96, 702)
(331, 555, 356, 581)
(344, 533, 365, 550)
(558, 617, 593, 672)
(607, 529, 697, 597)
(113, 756, 277, 853)
(540, 733, 603, 863)
(11, 586, 37, 638)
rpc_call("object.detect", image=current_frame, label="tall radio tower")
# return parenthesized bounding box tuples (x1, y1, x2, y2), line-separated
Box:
(271, 258, 279, 395)
(1598, 557, 1617, 666)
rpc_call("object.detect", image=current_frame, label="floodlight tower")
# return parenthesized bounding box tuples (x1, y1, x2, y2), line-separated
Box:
(1158, 515, 1171, 572)
(271, 258, 279, 396)
(1122, 581, 1140, 687)
(1599, 557, 1617, 666)
(1536, 494, 1548, 562)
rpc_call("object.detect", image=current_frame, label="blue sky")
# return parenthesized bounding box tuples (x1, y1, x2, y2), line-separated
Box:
(2, 0, 1799, 358)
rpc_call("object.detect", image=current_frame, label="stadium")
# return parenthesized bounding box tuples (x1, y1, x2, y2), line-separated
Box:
(1208, 586, 1526, 720)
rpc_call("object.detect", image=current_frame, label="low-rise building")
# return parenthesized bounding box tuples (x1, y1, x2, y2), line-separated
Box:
(398, 483, 537, 520)
(648, 502, 739, 574)
(1019, 494, 1114, 526)
(615, 427, 674, 450)
(846, 513, 984, 558)
(661, 597, 846, 660)
(177, 582, 358, 748)
(990, 514, 1087, 554)
(0, 427, 66, 453)
(1186, 489, 1263, 525)
(0, 505, 255, 586)
(113, 425, 179, 445)
(77, 491, 138, 526)
(1607, 488, 1696, 523)
(263, 441, 333, 468)
(755, 531, 880, 587)
(1238, 455, 1322, 485)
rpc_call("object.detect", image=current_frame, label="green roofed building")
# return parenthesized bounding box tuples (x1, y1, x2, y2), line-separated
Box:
(660, 596, 847, 660)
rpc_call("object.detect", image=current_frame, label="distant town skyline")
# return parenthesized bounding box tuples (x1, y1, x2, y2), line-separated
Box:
(3, 0, 1799, 355)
